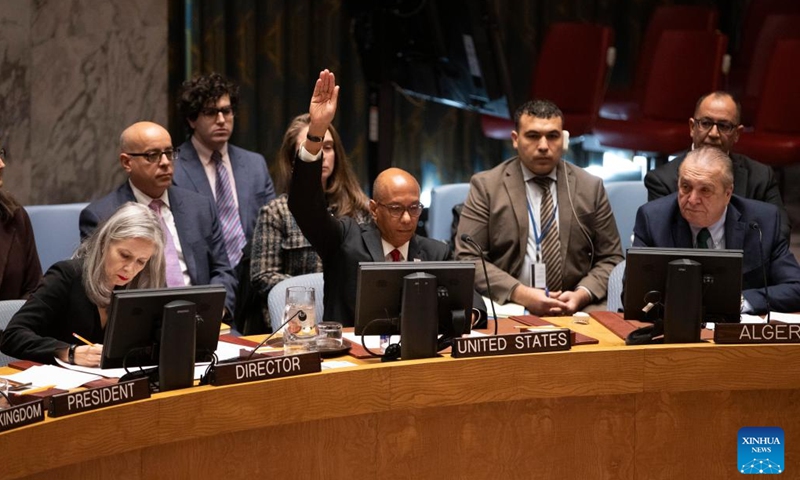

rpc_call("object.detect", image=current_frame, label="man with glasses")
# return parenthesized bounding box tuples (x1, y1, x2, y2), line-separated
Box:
(289, 70, 485, 326)
(455, 100, 623, 316)
(645, 91, 789, 239)
(173, 73, 276, 269)
(79, 121, 237, 316)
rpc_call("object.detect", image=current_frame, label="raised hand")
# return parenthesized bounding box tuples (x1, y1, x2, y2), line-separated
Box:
(308, 69, 340, 134)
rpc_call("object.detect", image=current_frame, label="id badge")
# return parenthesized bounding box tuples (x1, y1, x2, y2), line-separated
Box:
(532, 262, 547, 289)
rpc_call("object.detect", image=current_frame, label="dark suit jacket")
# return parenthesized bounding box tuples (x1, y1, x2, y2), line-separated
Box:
(455, 157, 623, 304)
(78, 183, 237, 314)
(289, 158, 479, 326)
(173, 140, 276, 241)
(0, 206, 42, 300)
(0, 259, 102, 364)
(644, 151, 789, 239)
(633, 194, 800, 313)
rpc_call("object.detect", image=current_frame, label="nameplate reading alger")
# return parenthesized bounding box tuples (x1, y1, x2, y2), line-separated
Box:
(451, 329, 571, 358)
(49, 379, 150, 418)
(714, 323, 800, 344)
(208, 352, 321, 386)
(0, 399, 45, 433)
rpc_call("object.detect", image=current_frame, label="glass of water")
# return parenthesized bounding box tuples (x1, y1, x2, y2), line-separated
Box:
(283, 286, 318, 355)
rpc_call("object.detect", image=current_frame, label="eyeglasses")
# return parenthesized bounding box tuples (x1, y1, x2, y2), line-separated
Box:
(200, 106, 235, 118)
(377, 202, 424, 218)
(693, 118, 738, 135)
(125, 148, 179, 164)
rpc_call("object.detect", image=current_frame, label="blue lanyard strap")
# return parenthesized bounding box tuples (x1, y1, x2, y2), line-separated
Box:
(526, 195, 558, 247)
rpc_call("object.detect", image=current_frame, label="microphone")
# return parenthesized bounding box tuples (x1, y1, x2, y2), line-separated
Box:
(749, 222, 772, 323)
(246, 310, 307, 360)
(461, 233, 499, 335)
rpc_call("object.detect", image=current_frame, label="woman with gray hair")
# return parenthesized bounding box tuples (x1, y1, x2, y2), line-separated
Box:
(0, 202, 166, 366)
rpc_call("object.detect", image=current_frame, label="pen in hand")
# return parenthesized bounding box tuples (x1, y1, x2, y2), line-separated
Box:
(72, 332, 94, 346)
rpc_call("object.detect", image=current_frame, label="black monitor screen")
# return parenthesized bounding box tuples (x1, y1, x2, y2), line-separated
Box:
(624, 247, 743, 323)
(355, 261, 476, 335)
(101, 285, 226, 368)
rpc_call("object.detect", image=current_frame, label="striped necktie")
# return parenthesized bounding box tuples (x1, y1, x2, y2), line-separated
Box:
(532, 176, 562, 291)
(148, 199, 186, 287)
(212, 150, 246, 266)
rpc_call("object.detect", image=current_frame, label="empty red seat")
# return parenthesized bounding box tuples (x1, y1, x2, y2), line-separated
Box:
(593, 30, 728, 154)
(600, 5, 718, 121)
(736, 39, 800, 166)
(481, 22, 613, 139)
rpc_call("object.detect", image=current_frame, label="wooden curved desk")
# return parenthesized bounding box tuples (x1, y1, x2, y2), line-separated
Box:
(2, 318, 799, 479)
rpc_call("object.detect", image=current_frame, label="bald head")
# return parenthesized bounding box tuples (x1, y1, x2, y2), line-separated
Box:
(372, 168, 420, 203)
(119, 121, 175, 199)
(677, 146, 734, 228)
(369, 168, 422, 248)
(120, 122, 171, 153)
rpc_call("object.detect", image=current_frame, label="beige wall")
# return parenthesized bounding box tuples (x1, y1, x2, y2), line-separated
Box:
(0, 0, 167, 205)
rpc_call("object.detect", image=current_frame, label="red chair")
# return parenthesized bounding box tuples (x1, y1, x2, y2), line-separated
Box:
(600, 5, 718, 121)
(729, 14, 800, 124)
(593, 30, 728, 155)
(736, 39, 800, 168)
(481, 22, 614, 140)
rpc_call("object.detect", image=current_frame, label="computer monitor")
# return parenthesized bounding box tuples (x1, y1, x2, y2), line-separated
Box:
(623, 247, 743, 323)
(354, 261, 476, 336)
(101, 285, 227, 368)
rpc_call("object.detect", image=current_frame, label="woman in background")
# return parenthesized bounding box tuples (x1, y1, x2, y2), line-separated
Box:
(250, 114, 369, 328)
(0, 202, 165, 366)
(0, 146, 42, 300)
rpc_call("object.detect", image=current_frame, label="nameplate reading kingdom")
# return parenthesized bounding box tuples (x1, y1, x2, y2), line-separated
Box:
(451, 329, 571, 358)
(209, 352, 321, 386)
(0, 399, 45, 433)
(714, 323, 800, 344)
(48, 379, 150, 418)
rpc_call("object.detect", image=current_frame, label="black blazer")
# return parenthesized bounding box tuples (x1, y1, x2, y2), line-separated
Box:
(289, 158, 461, 326)
(644, 151, 790, 239)
(0, 259, 102, 364)
(0, 206, 42, 300)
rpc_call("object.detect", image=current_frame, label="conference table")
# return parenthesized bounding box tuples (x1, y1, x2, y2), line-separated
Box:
(1, 316, 799, 479)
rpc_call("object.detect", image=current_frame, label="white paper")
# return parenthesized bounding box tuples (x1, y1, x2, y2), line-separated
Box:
(215, 341, 249, 361)
(483, 296, 525, 319)
(0, 364, 102, 391)
(740, 314, 769, 324)
(768, 312, 800, 324)
(54, 358, 211, 381)
(321, 360, 358, 370)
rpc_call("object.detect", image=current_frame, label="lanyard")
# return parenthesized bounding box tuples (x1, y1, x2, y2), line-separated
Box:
(526, 194, 558, 252)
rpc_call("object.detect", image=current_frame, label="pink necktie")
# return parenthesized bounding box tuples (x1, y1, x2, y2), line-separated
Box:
(212, 150, 246, 266)
(148, 199, 186, 287)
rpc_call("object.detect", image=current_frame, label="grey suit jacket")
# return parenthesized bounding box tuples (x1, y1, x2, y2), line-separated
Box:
(173, 140, 276, 240)
(78, 183, 237, 314)
(455, 157, 623, 303)
(644, 150, 789, 239)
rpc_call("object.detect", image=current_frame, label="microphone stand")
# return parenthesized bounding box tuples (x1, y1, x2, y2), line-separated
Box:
(461, 234, 499, 336)
(246, 310, 307, 360)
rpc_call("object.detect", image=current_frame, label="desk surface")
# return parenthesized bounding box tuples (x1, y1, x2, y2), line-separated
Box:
(1, 317, 799, 479)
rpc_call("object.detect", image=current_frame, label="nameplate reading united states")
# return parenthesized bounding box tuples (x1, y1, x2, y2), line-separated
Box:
(714, 323, 800, 344)
(0, 399, 45, 433)
(48, 379, 150, 418)
(451, 329, 571, 358)
(209, 352, 321, 386)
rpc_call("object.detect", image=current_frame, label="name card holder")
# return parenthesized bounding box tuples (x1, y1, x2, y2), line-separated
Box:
(452, 329, 571, 359)
(714, 323, 800, 344)
(49, 378, 151, 418)
(207, 352, 321, 386)
(0, 399, 45, 433)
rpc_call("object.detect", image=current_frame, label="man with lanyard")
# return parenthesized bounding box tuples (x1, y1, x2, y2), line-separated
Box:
(456, 99, 623, 316)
